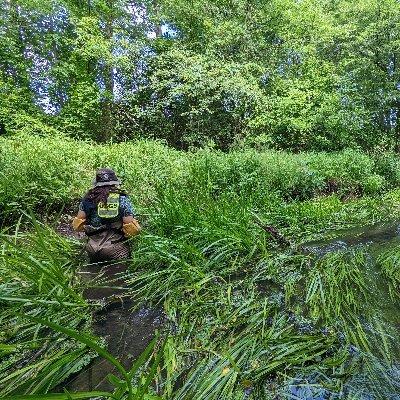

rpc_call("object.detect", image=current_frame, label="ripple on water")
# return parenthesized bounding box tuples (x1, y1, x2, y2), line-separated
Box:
(300, 220, 400, 400)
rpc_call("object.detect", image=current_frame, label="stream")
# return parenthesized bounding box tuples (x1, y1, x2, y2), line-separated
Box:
(297, 221, 400, 400)
(63, 263, 163, 393)
(62, 221, 400, 399)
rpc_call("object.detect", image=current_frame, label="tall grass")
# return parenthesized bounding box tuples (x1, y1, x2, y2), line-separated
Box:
(377, 245, 400, 299)
(11, 313, 167, 400)
(173, 305, 345, 399)
(0, 216, 94, 396)
(2, 134, 400, 225)
(304, 251, 368, 322)
(127, 246, 352, 399)
(127, 203, 398, 400)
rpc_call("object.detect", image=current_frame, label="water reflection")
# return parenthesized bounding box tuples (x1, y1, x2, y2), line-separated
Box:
(62, 262, 163, 393)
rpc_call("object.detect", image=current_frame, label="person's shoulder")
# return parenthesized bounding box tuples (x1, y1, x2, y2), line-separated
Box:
(81, 198, 95, 209)
(117, 189, 130, 199)
(119, 195, 132, 204)
(118, 189, 129, 197)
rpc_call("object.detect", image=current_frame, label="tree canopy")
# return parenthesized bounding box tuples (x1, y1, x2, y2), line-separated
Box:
(1, 0, 400, 151)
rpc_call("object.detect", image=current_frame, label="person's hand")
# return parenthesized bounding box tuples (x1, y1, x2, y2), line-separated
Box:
(72, 217, 86, 232)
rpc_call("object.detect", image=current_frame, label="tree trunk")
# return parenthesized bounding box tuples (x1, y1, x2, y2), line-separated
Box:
(396, 109, 400, 153)
(98, 0, 115, 142)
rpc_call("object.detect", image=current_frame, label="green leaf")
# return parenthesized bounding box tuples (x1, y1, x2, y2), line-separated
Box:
(107, 373, 126, 388)
(14, 313, 129, 382)
(1, 392, 113, 400)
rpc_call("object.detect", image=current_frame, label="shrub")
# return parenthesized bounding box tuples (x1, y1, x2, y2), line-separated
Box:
(1, 134, 399, 221)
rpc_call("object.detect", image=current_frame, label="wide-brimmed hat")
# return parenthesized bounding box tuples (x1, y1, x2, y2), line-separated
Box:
(92, 168, 122, 187)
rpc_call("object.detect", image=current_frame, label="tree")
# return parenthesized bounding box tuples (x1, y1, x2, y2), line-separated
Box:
(2, 0, 400, 151)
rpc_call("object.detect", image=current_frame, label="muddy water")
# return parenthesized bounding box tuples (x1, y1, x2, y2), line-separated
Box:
(63, 263, 163, 393)
(302, 221, 400, 400)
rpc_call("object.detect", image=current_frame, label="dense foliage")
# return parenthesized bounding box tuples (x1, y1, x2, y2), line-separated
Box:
(1, 0, 400, 150)
(2, 137, 400, 398)
(2, 134, 400, 223)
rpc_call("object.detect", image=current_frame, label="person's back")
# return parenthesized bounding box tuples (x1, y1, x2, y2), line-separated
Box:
(72, 168, 141, 263)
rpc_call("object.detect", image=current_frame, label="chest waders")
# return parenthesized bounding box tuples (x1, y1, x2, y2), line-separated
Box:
(83, 194, 130, 262)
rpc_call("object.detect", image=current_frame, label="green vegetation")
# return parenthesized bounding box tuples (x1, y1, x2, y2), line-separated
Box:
(378, 246, 400, 300)
(1, 135, 400, 398)
(0, 217, 93, 396)
(1, 0, 400, 150)
(3, 134, 400, 225)
(0, 216, 166, 400)
(2, 0, 400, 398)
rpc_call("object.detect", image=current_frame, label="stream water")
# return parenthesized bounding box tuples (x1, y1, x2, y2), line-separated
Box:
(63, 263, 163, 393)
(296, 221, 400, 400)
(63, 221, 400, 399)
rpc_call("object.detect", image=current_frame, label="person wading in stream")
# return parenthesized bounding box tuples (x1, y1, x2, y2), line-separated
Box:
(72, 168, 141, 263)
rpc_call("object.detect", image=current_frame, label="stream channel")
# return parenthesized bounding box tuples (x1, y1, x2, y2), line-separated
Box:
(296, 221, 400, 400)
(63, 262, 163, 393)
(63, 221, 400, 399)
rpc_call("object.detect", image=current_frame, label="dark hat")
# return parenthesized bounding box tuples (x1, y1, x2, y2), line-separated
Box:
(92, 168, 122, 187)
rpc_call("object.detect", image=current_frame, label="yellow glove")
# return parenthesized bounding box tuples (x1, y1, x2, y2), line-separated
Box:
(122, 219, 141, 238)
(72, 217, 86, 232)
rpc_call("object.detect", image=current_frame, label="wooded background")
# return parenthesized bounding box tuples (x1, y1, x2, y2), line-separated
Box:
(1, 0, 400, 151)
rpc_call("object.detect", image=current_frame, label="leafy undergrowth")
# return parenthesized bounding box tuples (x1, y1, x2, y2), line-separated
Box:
(2, 137, 400, 398)
(0, 216, 95, 396)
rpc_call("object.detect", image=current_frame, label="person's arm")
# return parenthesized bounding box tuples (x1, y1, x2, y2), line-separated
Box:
(77, 210, 86, 219)
(120, 197, 141, 237)
(72, 207, 87, 232)
(123, 215, 134, 223)
(122, 217, 141, 237)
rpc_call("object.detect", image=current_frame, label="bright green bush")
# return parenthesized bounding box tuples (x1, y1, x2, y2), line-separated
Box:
(373, 153, 400, 187)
